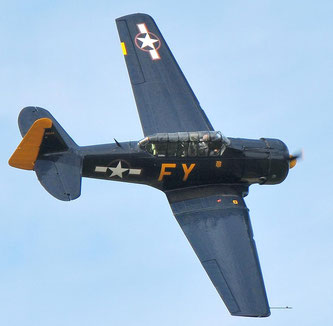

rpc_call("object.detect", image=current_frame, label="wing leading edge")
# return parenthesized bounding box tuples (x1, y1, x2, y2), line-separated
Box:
(116, 13, 214, 136)
(166, 187, 270, 317)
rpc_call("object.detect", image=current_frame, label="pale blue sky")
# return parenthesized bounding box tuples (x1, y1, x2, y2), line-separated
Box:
(1, 1, 332, 325)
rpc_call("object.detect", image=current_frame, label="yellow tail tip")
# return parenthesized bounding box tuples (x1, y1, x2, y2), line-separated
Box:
(9, 118, 53, 170)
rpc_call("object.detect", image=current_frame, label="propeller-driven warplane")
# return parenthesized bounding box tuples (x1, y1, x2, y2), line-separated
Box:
(9, 13, 299, 317)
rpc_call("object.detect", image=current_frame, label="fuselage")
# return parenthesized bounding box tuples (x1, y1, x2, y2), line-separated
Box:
(81, 136, 290, 192)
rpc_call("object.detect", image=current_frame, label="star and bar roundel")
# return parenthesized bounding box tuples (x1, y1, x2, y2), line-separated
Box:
(134, 23, 161, 60)
(95, 160, 141, 179)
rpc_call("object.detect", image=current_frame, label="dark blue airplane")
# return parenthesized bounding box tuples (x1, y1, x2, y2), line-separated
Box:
(9, 13, 300, 317)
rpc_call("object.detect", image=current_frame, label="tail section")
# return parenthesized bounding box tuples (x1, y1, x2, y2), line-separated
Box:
(9, 107, 82, 201)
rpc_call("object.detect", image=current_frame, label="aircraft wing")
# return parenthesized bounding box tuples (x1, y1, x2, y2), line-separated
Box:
(166, 186, 270, 317)
(116, 13, 214, 136)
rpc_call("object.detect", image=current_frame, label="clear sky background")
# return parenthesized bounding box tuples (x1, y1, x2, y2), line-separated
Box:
(1, 1, 332, 325)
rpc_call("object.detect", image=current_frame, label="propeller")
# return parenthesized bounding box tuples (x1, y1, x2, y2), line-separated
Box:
(288, 150, 303, 169)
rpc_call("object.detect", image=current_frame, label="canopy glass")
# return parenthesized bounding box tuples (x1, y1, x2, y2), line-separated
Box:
(138, 131, 230, 158)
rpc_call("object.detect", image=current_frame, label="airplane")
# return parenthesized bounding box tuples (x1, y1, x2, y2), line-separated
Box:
(8, 13, 300, 318)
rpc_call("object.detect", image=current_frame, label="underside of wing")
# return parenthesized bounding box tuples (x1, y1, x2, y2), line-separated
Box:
(116, 13, 214, 136)
(166, 186, 270, 317)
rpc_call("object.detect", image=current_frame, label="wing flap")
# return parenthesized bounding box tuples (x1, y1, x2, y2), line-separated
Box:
(167, 188, 270, 317)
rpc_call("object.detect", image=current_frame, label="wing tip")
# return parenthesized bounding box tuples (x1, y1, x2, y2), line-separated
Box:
(115, 13, 154, 23)
(231, 309, 271, 318)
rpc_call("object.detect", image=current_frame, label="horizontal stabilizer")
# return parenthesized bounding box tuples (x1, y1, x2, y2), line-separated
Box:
(35, 152, 82, 201)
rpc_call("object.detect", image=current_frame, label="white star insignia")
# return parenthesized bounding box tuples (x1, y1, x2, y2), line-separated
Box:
(137, 33, 159, 50)
(109, 161, 128, 178)
(95, 161, 142, 178)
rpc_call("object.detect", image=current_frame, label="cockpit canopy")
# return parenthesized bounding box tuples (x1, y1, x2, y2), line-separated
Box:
(138, 131, 230, 158)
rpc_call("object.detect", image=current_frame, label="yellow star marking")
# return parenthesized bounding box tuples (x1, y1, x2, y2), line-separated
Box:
(137, 33, 159, 49)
